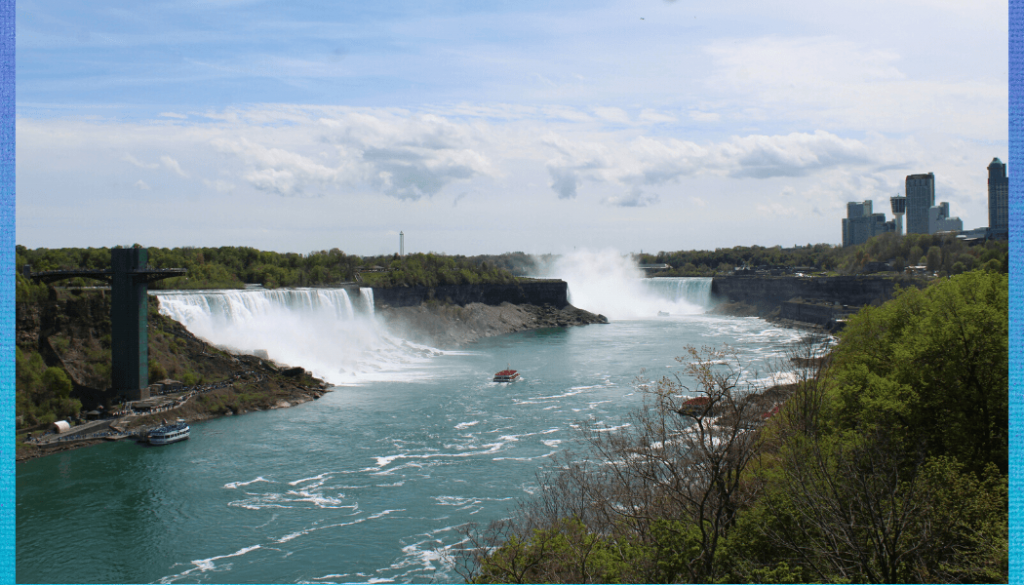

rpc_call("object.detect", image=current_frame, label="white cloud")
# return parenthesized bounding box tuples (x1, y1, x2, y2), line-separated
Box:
(134, 180, 151, 190)
(205, 109, 497, 199)
(123, 153, 159, 169)
(542, 130, 875, 198)
(603, 187, 660, 208)
(158, 112, 188, 119)
(541, 106, 593, 123)
(639, 109, 677, 123)
(723, 131, 872, 179)
(160, 155, 191, 178)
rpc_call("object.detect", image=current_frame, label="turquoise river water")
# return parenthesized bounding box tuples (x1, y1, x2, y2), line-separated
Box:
(17, 272, 815, 584)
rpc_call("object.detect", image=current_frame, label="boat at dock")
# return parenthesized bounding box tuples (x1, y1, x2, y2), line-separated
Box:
(493, 369, 520, 383)
(148, 423, 190, 445)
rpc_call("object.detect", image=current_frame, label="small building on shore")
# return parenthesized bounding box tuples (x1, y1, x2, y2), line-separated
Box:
(51, 420, 71, 434)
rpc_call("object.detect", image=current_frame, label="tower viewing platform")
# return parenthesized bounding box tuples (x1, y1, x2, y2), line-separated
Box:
(26, 247, 186, 401)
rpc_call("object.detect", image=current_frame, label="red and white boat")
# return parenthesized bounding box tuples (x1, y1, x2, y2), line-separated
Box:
(493, 369, 520, 383)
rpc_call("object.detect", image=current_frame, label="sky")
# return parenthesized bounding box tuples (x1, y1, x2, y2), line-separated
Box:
(15, 0, 1009, 256)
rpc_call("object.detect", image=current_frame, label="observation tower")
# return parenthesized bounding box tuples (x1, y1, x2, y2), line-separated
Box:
(890, 195, 907, 235)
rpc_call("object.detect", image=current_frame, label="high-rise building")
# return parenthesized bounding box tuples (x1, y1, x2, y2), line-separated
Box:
(929, 201, 963, 233)
(842, 200, 892, 247)
(905, 173, 935, 234)
(988, 158, 1008, 238)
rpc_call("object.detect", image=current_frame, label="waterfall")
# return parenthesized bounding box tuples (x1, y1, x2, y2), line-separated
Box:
(359, 287, 375, 315)
(537, 250, 715, 320)
(154, 288, 437, 385)
(641, 278, 714, 309)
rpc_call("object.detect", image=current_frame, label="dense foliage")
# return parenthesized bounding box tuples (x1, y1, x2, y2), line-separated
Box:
(458, 268, 1008, 583)
(16, 347, 81, 427)
(635, 233, 1007, 277)
(15, 245, 518, 289)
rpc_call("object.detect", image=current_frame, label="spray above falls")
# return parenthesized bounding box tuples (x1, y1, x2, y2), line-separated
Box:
(535, 249, 714, 320)
(155, 288, 441, 386)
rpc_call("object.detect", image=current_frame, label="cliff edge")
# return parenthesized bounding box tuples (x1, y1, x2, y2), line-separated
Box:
(379, 301, 607, 348)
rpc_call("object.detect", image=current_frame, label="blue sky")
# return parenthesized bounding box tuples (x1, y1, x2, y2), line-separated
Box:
(15, 0, 1009, 255)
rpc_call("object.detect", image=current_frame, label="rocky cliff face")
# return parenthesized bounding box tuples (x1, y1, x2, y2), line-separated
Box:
(710, 275, 930, 316)
(369, 279, 607, 347)
(380, 302, 607, 348)
(371, 280, 569, 309)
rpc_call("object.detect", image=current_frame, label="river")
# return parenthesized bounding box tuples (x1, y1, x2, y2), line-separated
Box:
(17, 267, 815, 583)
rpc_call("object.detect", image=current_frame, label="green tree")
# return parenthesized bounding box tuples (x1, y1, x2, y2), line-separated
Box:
(42, 367, 72, 399)
(829, 269, 1008, 473)
(149, 359, 167, 382)
(925, 246, 942, 272)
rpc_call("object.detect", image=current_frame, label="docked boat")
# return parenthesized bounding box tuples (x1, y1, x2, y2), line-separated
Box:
(493, 369, 520, 383)
(148, 422, 190, 445)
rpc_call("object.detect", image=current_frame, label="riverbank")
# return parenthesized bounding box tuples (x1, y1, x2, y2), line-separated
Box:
(16, 366, 332, 463)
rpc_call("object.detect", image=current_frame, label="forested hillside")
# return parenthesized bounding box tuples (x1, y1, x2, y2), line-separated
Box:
(457, 268, 1008, 584)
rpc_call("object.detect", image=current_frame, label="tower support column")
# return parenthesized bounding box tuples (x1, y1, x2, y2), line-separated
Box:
(110, 248, 150, 400)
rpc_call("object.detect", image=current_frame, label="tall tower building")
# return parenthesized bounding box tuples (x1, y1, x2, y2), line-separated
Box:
(988, 158, 1008, 238)
(890, 195, 906, 235)
(400, 231, 405, 256)
(905, 173, 935, 234)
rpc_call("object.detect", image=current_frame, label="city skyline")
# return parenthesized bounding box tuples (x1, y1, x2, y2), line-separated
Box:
(15, 1, 1008, 255)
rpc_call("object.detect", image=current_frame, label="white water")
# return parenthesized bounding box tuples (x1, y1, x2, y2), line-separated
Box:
(537, 249, 714, 320)
(155, 288, 441, 386)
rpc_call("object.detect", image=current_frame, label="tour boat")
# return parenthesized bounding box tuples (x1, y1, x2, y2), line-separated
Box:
(148, 423, 190, 445)
(493, 369, 520, 383)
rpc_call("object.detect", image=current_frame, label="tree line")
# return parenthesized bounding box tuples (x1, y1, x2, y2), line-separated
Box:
(15, 245, 519, 290)
(635, 233, 1007, 277)
(454, 267, 1008, 583)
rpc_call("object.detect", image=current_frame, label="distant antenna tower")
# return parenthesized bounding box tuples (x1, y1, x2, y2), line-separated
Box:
(890, 194, 906, 235)
(400, 231, 404, 256)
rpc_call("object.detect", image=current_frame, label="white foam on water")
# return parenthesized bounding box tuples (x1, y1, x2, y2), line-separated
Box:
(454, 420, 480, 430)
(493, 450, 558, 462)
(289, 472, 333, 486)
(272, 512, 368, 544)
(224, 476, 272, 489)
(372, 441, 508, 472)
(158, 545, 262, 583)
